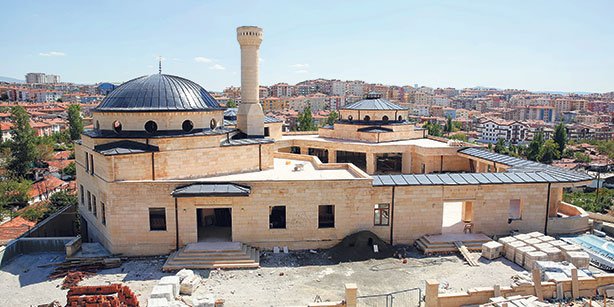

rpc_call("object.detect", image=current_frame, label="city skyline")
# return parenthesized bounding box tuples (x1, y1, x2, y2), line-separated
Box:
(1, 1, 613, 93)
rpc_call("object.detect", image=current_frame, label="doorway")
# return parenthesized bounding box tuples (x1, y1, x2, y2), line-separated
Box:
(197, 208, 232, 242)
(441, 201, 464, 234)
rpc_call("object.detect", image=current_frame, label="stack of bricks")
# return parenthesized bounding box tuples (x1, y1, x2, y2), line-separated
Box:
(66, 284, 139, 307)
(498, 236, 517, 257)
(566, 251, 591, 269)
(514, 246, 537, 267)
(505, 241, 527, 262)
(523, 251, 549, 270)
(482, 241, 504, 260)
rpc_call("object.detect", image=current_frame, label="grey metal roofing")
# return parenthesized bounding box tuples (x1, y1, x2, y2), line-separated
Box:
(221, 137, 275, 147)
(83, 127, 234, 139)
(372, 147, 593, 187)
(341, 93, 407, 111)
(94, 74, 223, 112)
(94, 140, 159, 156)
(357, 126, 393, 133)
(224, 108, 282, 124)
(172, 183, 250, 197)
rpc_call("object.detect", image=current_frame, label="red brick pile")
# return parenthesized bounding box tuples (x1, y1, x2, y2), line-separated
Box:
(61, 271, 95, 289)
(66, 284, 139, 307)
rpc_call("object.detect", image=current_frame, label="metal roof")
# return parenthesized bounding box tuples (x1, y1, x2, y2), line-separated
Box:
(341, 93, 407, 111)
(357, 126, 393, 133)
(83, 127, 234, 139)
(171, 183, 250, 197)
(94, 74, 224, 112)
(94, 140, 159, 156)
(224, 108, 282, 124)
(372, 147, 593, 187)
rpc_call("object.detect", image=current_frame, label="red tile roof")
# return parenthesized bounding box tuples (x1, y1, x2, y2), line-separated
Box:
(28, 176, 68, 199)
(0, 216, 36, 244)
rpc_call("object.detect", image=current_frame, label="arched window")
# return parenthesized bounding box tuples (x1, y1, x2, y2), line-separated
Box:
(398, 115, 403, 121)
(347, 115, 353, 122)
(94, 121, 100, 131)
(210, 118, 217, 130)
(112, 120, 122, 133)
(144, 120, 158, 134)
(182, 120, 194, 132)
(364, 115, 371, 122)
(382, 115, 389, 123)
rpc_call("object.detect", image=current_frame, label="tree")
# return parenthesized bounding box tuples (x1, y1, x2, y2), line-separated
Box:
(553, 123, 567, 154)
(444, 117, 453, 133)
(67, 104, 84, 141)
(538, 139, 560, 164)
(48, 190, 77, 212)
(62, 162, 76, 177)
(8, 106, 38, 178)
(226, 99, 237, 108)
(0, 93, 8, 101)
(494, 138, 507, 154)
(527, 131, 544, 161)
(574, 152, 591, 163)
(424, 121, 443, 137)
(0, 179, 31, 210)
(449, 133, 468, 142)
(326, 111, 339, 126)
(297, 105, 316, 131)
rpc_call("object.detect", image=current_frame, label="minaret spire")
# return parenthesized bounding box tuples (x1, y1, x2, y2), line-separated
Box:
(158, 56, 162, 74)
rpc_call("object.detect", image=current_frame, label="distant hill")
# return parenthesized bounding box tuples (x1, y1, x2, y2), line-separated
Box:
(0, 76, 24, 83)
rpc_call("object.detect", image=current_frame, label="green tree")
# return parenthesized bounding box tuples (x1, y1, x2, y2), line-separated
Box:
(527, 131, 544, 161)
(444, 117, 453, 133)
(553, 123, 567, 154)
(424, 121, 443, 137)
(494, 138, 507, 154)
(297, 105, 316, 131)
(449, 133, 468, 142)
(8, 106, 38, 178)
(564, 189, 614, 213)
(574, 152, 591, 163)
(48, 190, 77, 213)
(0, 179, 32, 214)
(67, 104, 84, 141)
(62, 162, 76, 177)
(326, 111, 339, 126)
(226, 99, 237, 108)
(538, 139, 560, 164)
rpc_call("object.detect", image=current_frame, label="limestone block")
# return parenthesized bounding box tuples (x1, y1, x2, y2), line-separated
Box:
(159, 276, 181, 297)
(180, 274, 200, 296)
(566, 251, 590, 269)
(515, 246, 537, 267)
(542, 247, 564, 262)
(524, 251, 548, 271)
(505, 241, 526, 261)
(527, 231, 543, 238)
(192, 294, 216, 307)
(539, 235, 555, 242)
(176, 269, 195, 282)
(549, 240, 567, 248)
(514, 234, 531, 241)
(148, 297, 171, 307)
(524, 238, 542, 246)
(482, 241, 504, 260)
(560, 244, 584, 260)
(150, 285, 174, 302)
(534, 242, 553, 251)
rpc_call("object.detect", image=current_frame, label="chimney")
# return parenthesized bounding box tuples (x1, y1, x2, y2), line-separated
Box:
(236, 26, 265, 137)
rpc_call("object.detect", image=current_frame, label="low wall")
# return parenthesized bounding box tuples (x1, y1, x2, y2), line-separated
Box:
(272, 151, 370, 178)
(588, 212, 614, 224)
(0, 237, 76, 267)
(426, 272, 614, 307)
(548, 202, 590, 235)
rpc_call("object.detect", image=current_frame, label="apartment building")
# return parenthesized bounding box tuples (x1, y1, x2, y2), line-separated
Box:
(477, 118, 531, 144)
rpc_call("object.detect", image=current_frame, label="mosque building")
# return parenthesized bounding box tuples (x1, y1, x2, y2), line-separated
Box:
(75, 26, 592, 268)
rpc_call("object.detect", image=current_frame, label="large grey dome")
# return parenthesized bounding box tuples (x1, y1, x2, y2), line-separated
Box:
(94, 74, 223, 112)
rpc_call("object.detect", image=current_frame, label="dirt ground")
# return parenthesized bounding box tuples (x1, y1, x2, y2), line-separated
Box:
(0, 246, 540, 307)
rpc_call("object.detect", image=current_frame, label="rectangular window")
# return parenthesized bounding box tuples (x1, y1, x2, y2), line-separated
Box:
(80, 185, 84, 205)
(509, 199, 522, 220)
(90, 155, 95, 175)
(87, 191, 91, 211)
(149, 208, 167, 231)
(92, 195, 97, 217)
(264, 127, 270, 137)
(101, 203, 106, 225)
(269, 206, 286, 229)
(85, 153, 89, 172)
(374, 204, 390, 226)
(318, 205, 335, 228)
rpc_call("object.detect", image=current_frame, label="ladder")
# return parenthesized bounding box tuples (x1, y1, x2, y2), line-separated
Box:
(454, 241, 479, 266)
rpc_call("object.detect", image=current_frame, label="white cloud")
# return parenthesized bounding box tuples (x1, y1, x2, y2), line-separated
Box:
(39, 51, 66, 57)
(210, 64, 226, 70)
(294, 69, 309, 74)
(290, 63, 309, 68)
(194, 56, 213, 63)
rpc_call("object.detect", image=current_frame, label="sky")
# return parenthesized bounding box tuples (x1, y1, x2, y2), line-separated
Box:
(1, 0, 613, 93)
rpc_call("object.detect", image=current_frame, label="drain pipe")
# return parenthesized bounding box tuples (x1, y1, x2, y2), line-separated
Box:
(175, 198, 179, 251)
(390, 186, 396, 245)
(544, 183, 552, 235)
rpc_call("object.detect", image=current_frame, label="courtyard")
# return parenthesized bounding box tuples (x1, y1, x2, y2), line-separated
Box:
(1, 247, 546, 307)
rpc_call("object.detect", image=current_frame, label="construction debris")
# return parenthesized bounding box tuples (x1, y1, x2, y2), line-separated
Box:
(481, 241, 504, 260)
(66, 284, 139, 306)
(481, 295, 552, 306)
(61, 271, 95, 289)
(328, 231, 393, 262)
(455, 241, 479, 266)
(48, 257, 122, 279)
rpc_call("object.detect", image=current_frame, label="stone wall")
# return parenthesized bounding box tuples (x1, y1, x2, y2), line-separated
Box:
(93, 111, 224, 132)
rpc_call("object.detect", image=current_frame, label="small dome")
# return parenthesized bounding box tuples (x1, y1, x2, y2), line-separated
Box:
(342, 92, 407, 111)
(95, 74, 223, 112)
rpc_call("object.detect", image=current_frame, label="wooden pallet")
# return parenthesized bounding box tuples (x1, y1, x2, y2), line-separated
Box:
(454, 241, 480, 266)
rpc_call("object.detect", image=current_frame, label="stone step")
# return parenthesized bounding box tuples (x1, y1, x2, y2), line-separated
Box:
(162, 243, 260, 271)
(163, 262, 260, 270)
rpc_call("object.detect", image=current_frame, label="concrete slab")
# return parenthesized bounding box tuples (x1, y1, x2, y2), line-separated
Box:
(184, 242, 242, 252)
(150, 284, 174, 302)
(159, 276, 180, 297)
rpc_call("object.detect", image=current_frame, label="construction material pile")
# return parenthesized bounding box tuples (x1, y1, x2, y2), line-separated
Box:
(481, 232, 591, 270)
(48, 257, 121, 279)
(66, 284, 139, 307)
(328, 231, 393, 262)
(61, 271, 95, 289)
(480, 295, 551, 306)
(147, 269, 222, 307)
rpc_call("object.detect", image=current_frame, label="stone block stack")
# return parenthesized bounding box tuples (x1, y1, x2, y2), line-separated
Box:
(481, 241, 504, 260)
(524, 251, 549, 270)
(514, 246, 536, 267)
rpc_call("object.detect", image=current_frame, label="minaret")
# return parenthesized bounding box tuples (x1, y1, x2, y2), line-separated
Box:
(236, 26, 265, 137)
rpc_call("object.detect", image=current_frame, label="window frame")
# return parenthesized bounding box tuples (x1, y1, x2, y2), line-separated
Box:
(268, 205, 286, 229)
(508, 199, 522, 221)
(149, 208, 167, 231)
(318, 205, 335, 229)
(373, 203, 390, 226)
(101, 202, 106, 225)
